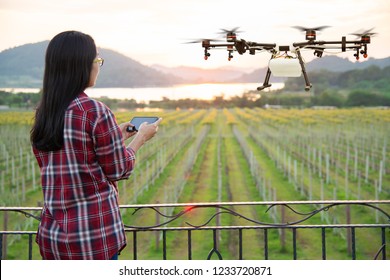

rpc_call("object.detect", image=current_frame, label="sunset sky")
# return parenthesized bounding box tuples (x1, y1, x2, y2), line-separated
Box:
(1, 0, 389, 70)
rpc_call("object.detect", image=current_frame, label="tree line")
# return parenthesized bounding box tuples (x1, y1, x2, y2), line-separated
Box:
(2, 89, 389, 111)
(284, 65, 390, 95)
(1, 65, 389, 110)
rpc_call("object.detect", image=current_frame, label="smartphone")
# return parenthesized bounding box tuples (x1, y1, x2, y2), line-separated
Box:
(126, 116, 159, 132)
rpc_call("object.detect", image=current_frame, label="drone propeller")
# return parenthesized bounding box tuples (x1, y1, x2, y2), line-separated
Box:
(183, 38, 224, 44)
(293, 25, 330, 41)
(217, 27, 243, 42)
(350, 28, 377, 37)
(292, 26, 330, 32)
(218, 27, 242, 34)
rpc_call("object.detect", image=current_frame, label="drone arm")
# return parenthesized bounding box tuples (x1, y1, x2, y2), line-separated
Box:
(294, 39, 368, 54)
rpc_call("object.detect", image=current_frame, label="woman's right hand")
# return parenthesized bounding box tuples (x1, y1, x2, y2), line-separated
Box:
(128, 118, 162, 152)
(137, 118, 162, 142)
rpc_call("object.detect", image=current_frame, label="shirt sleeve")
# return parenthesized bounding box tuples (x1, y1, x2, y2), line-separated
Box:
(91, 107, 135, 181)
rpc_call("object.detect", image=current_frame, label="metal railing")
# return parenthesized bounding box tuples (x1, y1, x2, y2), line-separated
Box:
(1, 200, 389, 260)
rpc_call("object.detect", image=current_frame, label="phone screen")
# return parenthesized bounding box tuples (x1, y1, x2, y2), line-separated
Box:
(130, 116, 159, 131)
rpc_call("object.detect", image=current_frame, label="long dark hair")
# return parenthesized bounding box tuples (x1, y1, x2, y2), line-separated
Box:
(31, 31, 97, 151)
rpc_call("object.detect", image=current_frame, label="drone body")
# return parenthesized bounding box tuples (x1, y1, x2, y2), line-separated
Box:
(189, 27, 375, 91)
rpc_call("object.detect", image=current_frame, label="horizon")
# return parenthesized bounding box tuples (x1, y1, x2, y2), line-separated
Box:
(1, 39, 389, 73)
(1, 0, 390, 70)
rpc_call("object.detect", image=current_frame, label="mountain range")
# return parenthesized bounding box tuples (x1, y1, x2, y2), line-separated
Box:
(0, 41, 389, 88)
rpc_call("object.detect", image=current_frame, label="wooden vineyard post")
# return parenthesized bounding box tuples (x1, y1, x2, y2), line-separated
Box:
(365, 155, 370, 184)
(326, 153, 330, 184)
(1, 171, 4, 193)
(382, 143, 387, 176)
(379, 160, 383, 193)
(31, 161, 36, 191)
(345, 146, 350, 199)
(300, 162, 305, 196)
(354, 147, 358, 179)
(216, 136, 222, 248)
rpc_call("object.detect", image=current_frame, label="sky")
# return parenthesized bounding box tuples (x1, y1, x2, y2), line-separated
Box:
(1, 0, 389, 70)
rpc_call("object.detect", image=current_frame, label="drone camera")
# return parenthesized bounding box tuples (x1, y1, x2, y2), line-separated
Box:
(314, 50, 324, 58)
(279, 45, 290, 52)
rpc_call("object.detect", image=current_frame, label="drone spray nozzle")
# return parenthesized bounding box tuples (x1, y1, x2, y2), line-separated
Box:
(204, 50, 210, 60)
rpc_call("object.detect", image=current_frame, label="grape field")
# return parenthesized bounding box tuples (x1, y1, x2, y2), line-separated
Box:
(0, 108, 389, 259)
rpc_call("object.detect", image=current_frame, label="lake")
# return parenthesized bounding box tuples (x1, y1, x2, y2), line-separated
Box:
(2, 83, 284, 103)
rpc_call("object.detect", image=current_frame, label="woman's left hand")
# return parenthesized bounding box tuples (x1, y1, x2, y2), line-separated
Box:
(119, 122, 137, 140)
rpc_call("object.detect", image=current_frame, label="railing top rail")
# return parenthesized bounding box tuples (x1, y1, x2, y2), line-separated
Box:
(0, 200, 389, 211)
(119, 200, 390, 208)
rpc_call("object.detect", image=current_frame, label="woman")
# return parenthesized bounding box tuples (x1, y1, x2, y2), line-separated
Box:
(30, 30, 161, 259)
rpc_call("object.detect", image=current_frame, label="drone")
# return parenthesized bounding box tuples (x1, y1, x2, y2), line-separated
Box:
(188, 26, 375, 91)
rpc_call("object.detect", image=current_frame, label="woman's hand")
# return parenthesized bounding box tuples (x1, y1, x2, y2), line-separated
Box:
(119, 122, 137, 141)
(127, 118, 162, 152)
(137, 118, 162, 142)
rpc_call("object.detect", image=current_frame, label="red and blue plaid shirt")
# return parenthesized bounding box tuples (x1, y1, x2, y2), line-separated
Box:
(33, 92, 136, 259)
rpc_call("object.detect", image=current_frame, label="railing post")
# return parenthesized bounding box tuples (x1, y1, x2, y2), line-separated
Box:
(351, 227, 356, 260)
(381, 227, 387, 260)
(346, 205, 352, 256)
(187, 230, 192, 260)
(28, 233, 33, 260)
(155, 210, 160, 250)
(321, 227, 327, 260)
(132, 231, 137, 260)
(163, 230, 167, 260)
(264, 228, 268, 260)
(2, 211, 8, 259)
(0, 233, 3, 260)
(238, 229, 243, 260)
(292, 228, 297, 260)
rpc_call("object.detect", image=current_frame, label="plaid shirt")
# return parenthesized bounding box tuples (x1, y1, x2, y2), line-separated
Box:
(33, 92, 135, 260)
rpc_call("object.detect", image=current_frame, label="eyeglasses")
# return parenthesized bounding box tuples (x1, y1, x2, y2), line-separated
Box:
(94, 57, 104, 67)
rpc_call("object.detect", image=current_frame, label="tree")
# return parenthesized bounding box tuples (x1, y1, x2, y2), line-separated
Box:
(346, 90, 390, 107)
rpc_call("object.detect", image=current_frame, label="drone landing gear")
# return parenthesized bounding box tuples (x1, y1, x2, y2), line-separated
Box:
(296, 48, 312, 91)
(257, 67, 272, 91)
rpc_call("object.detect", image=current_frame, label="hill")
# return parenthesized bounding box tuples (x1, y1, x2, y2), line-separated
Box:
(306, 55, 390, 72)
(0, 41, 48, 87)
(0, 42, 183, 88)
(154, 55, 390, 84)
(95, 49, 182, 87)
